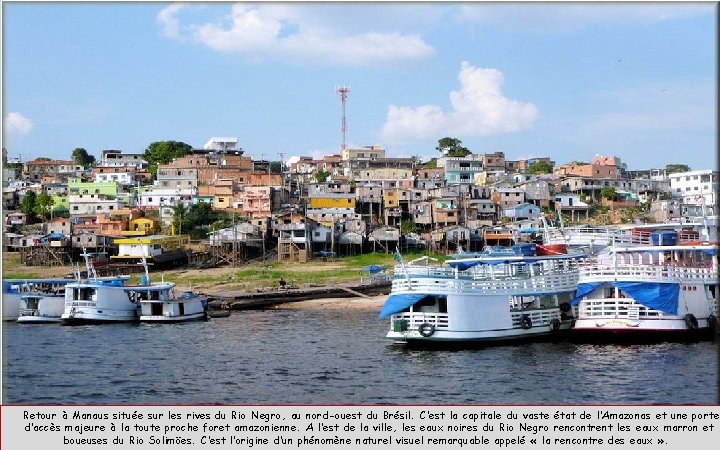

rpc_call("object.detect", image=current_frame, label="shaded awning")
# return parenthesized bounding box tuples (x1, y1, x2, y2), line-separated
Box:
(378, 293, 428, 319)
(571, 281, 679, 315)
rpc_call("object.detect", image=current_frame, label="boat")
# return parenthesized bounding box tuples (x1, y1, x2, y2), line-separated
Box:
(139, 289, 209, 323)
(60, 249, 151, 325)
(3, 279, 74, 322)
(570, 237, 719, 341)
(16, 291, 65, 324)
(379, 245, 582, 346)
(60, 276, 140, 325)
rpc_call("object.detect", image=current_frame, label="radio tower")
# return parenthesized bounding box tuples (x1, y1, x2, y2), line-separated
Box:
(336, 85, 350, 151)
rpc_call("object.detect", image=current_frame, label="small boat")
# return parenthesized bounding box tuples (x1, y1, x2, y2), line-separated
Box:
(379, 248, 582, 346)
(208, 309, 231, 318)
(3, 279, 73, 321)
(139, 290, 209, 323)
(571, 239, 719, 341)
(17, 292, 65, 324)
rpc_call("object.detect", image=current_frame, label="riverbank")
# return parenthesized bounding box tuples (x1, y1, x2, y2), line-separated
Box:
(272, 294, 386, 311)
(1, 251, 398, 306)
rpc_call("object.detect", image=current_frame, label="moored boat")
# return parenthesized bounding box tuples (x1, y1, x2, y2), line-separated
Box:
(17, 292, 65, 324)
(138, 290, 208, 323)
(570, 240, 719, 341)
(379, 246, 582, 347)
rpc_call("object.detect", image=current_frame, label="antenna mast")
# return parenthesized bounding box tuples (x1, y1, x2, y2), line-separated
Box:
(336, 85, 350, 151)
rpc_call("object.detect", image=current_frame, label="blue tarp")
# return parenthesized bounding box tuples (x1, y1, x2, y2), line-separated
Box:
(446, 260, 482, 270)
(378, 293, 428, 319)
(361, 265, 385, 274)
(571, 281, 680, 315)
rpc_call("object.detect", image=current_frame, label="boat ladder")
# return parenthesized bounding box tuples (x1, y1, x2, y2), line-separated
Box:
(627, 305, 640, 322)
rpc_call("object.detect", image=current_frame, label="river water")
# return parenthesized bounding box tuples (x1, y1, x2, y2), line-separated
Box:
(2, 306, 718, 405)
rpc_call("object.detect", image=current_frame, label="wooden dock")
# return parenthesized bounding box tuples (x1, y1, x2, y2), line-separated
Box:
(204, 281, 391, 311)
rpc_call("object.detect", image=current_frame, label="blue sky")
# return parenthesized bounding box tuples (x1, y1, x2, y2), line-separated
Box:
(2, 2, 717, 170)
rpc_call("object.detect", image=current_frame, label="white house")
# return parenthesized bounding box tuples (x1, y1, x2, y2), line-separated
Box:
(668, 169, 718, 208)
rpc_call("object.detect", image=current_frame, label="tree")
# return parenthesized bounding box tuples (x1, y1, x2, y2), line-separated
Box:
(525, 161, 553, 174)
(600, 186, 617, 201)
(424, 158, 438, 169)
(435, 137, 470, 157)
(170, 203, 188, 235)
(314, 170, 330, 183)
(33, 193, 55, 221)
(143, 140, 193, 178)
(20, 191, 37, 222)
(270, 161, 282, 173)
(400, 219, 419, 235)
(71, 148, 96, 166)
(666, 164, 690, 174)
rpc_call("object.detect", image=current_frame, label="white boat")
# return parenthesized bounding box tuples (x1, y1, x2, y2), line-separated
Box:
(571, 239, 719, 341)
(17, 292, 65, 324)
(379, 245, 582, 346)
(3, 279, 73, 322)
(60, 249, 143, 325)
(138, 290, 208, 323)
(60, 277, 140, 325)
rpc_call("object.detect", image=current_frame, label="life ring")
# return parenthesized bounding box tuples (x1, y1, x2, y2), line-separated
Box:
(684, 314, 698, 330)
(549, 318, 561, 332)
(418, 323, 435, 337)
(559, 302, 571, 313)
(520, 315, 532, 330)
(707, 314, 718, 332)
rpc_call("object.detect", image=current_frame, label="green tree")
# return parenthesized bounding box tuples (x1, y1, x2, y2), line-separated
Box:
(20, 191, 37, 222)
(525, 161, 553, 174)
(71, 148, 96, 166)
(600, 186, 617, 201)
(170, 203, 188, 235)
(435, 137, 470, 157)
(666, 164, 691, 174)
(314, 170, 330, 183)
(270, 161, 282, 173)
(33, 192, 55, 221)
(400, 219, 419, 235)
(143, 140, 193, 179)
(424, 158, 438, 169)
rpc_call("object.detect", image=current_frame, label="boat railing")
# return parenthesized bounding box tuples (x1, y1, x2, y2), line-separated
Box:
(392, 271, 579, 295)
(578, 263, 717, 281)
(510, 309, 558, 327)
(577, 298, 665, 318)
(392, 312, 450, 330)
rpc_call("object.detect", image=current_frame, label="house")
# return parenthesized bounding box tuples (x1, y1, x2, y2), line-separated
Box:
(554, 194, 591, 222)
(209, 222, 263, 248)
(492, 188, 526, 208)
(368, 226, 400, 253)
(432, 198, 459, 227)
(45, 217, 71, 236)
(273, 210, 311, 262)
(502, 202, 542, 221)
(668, 169, 718, 209)
(111, 235, 189, 265)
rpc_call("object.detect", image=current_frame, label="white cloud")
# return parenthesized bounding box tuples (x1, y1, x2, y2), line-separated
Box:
(4, 112, 33, 135)
(156, 3, 186, 39)
(381, 61, 538, 142)
(157, 3, 434, 64)
(457, 3, 712, 33)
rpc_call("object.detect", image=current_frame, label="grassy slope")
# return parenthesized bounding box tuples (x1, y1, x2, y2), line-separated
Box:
(2, 250, 444, 293)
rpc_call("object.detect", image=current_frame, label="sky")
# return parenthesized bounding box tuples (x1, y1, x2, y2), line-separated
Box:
(2, 1, 717, 171)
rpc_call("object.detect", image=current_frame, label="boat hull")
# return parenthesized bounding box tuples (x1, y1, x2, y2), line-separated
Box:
(139, 312, 208, 323)
(16, 316, 63, 324)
